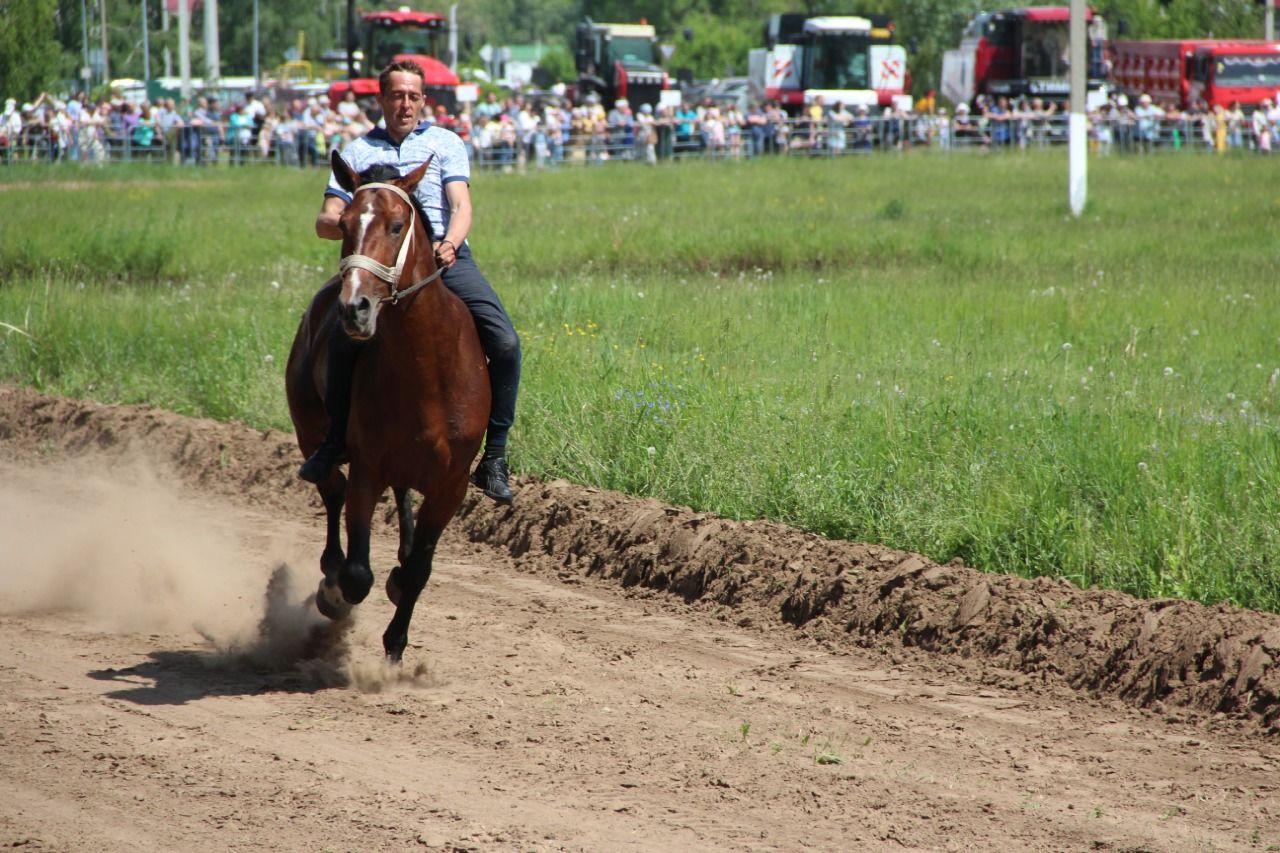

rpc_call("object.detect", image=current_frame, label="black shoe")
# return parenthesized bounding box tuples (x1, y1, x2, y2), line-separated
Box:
(470, 456, 514, 505)
(299, 439, 346, 483)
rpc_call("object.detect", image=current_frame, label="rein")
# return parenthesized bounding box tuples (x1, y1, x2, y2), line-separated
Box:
(339, 181, 444, 305)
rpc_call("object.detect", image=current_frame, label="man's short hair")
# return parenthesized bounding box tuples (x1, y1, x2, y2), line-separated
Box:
(379, 60, 426, 95)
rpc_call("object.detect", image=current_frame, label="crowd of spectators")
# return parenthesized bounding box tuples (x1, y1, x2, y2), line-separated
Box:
(3, 84, 1279, 168)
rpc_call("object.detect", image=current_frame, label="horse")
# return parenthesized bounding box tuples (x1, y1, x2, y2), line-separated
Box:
(285, 149, 491, 661)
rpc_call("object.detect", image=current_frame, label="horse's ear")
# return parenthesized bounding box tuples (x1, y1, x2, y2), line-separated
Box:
(399, 154, 434, 194)
(331, 149, 357, 194)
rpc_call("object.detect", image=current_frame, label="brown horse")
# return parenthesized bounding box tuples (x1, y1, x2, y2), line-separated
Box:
(285, 149, 490, 661)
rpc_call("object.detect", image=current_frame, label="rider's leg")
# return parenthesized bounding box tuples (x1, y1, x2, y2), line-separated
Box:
(299, 319, 361, 484)
(441, 245, 520, 504)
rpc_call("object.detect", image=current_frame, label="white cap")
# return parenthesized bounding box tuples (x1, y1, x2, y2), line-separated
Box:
(956, 102, 970, 113)
(615, 98, 628, 108)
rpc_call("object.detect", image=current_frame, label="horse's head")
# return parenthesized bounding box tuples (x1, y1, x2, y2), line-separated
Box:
(330, 148, 435, 340)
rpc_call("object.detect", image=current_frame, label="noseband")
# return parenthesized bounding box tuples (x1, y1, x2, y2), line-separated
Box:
(339, 181, 445, 305)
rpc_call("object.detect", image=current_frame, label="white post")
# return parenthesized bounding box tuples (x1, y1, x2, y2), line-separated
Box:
(1068, 0, 1087, 217)
(1266, 0, 1274, 43)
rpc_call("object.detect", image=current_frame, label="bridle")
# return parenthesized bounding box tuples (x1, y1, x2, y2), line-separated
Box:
(338, 181, 445, 305)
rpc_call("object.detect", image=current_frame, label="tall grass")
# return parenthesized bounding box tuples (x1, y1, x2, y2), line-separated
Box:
(1, 154, 1278, 610)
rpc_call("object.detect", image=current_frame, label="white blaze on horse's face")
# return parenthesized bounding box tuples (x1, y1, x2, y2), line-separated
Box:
(337, 184, 416, 341)
(343, 199, 378, 305)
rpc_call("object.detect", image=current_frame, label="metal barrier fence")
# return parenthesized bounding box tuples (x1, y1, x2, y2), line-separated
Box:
(0, 113, 1271, 168)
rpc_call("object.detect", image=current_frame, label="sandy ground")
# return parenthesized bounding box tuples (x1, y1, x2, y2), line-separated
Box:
(1, 386, 1278, 852)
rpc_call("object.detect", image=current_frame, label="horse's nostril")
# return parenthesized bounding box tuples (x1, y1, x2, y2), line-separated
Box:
(356, 296, 373, 316)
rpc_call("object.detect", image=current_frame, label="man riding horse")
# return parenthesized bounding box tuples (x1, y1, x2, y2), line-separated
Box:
(300, 59, 520, 505)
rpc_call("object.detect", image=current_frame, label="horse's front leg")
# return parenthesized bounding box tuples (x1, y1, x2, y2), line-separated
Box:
(314, 471, 350, 620)
(338, 476, 378, 606)
(382, 517, 442, 663)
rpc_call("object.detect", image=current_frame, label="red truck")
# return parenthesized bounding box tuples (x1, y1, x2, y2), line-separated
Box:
(327, 9, 460, 112)
(941, 6, 1108, 106)
(1109, 40, 1280, 111)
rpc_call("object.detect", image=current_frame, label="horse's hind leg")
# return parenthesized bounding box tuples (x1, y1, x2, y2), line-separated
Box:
(315, 472, 351, 620)
(385, 487, 415, 606)
(382, 519, 443, 662)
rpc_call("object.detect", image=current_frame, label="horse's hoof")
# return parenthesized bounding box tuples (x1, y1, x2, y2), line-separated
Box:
(386, 566, 403, 606)
(316, 578, 352, 621)
(339, 561, 374, 604)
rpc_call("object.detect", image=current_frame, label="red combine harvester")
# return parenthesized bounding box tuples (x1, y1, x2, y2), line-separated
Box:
(941, 6, 1108, 106)
(328, 9, 459, 112)
(1110, 40, 1280, 111)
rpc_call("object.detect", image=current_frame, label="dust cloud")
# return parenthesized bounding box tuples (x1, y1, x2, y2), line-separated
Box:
(0, 456, 435, 692)
(0, 458, 281, 637)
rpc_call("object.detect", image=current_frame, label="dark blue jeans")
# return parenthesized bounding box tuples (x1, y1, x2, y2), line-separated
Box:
(442, 244, 520, 452)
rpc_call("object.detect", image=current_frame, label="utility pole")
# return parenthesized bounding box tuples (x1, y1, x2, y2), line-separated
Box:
(142, 0, 151, 87)
(204, 0, 220, 85)
(178, 0, 191, 101)
(1068, 0, 1086, 217)
(99, 0, 111, 85)
(253, 0, 260, 87)
(449, 4, 459, 72)
(80, 0, 91, 92)
(347, 0, 357, 79)
(162, 1, 171, 78)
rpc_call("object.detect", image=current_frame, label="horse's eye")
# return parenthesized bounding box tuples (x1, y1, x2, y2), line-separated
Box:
(390, 221, 405, 235)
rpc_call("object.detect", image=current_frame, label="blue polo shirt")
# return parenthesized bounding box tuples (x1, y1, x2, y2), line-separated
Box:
(325, 122, 469, 241)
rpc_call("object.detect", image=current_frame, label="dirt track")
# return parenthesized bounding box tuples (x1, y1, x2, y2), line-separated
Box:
(1, 385, 1278, 852)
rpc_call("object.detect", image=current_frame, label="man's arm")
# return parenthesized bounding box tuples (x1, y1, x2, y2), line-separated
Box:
(315, 195, 346, 240)
(436, 180, 472, 268)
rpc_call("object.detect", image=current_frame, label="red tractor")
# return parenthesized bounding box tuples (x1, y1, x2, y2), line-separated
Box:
(328, 8, 459, 113)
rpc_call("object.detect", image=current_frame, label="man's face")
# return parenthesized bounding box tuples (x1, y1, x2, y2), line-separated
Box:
(379, 71, 425, 139)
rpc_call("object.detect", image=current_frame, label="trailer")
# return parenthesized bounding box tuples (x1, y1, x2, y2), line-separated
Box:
(1110, 40, 1280, 111)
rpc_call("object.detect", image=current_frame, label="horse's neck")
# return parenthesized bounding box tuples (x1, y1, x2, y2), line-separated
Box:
(379, 229, 449, 344)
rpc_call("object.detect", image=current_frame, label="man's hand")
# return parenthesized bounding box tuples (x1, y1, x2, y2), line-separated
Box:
(435, 239, 458, 268)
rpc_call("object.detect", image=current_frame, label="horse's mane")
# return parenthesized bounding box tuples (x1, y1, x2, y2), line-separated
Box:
(357, 164, 436, 243)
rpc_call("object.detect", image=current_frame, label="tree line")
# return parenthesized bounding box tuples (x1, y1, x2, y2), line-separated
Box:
(2, 0, 1269, 101)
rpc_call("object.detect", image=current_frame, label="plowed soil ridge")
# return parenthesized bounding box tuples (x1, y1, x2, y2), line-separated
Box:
(3, 384, 1277, 732)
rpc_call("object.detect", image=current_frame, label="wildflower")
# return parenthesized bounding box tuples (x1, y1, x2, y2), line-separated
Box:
(646, 446, 656, 457)
(1138, 461, 1148, 472)
(1163, 367, 1174, 377)
(1062, 342, 1072, 351)
(263, 354, 274, 365)
(270, 280, 280, 289)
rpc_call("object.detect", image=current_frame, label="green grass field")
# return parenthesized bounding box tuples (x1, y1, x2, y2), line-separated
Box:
(2, 152, 1278, 611)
